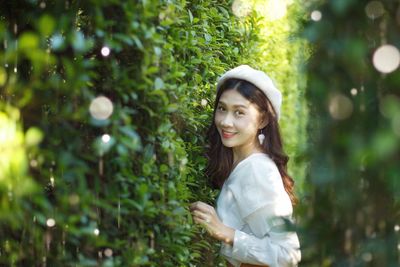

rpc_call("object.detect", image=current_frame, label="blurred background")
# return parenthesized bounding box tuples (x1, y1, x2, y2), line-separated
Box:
(0, 0, 399, 266)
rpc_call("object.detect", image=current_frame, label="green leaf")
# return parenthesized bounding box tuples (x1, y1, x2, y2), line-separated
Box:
(38, 14, 55, 36)
(166, 103, 178, 112)
(25, 127, 43, 147)
(0, 67, 6, 86)
(19, 32, 39, 50)
(188, 9, 193, 23)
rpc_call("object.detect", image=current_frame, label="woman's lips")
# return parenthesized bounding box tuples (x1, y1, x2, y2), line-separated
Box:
(221, 130, 237, 139)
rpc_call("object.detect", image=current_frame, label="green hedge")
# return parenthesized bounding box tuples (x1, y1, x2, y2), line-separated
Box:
(0, 0, 307, 266)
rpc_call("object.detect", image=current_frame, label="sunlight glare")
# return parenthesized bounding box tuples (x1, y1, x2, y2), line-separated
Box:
(255, 0, 288, 21)
(232, 0, 253, 18)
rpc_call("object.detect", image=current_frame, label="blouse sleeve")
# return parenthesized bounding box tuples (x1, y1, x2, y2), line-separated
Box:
(226, 158, 301, 267)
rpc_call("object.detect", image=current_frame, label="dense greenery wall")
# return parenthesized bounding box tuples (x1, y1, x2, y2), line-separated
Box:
(301, 0, 400, 266)
(0, 0, 307, 266)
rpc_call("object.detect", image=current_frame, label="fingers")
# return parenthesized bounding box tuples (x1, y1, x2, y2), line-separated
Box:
(189, 201, 202, 211)
(189, 201, 214, 214)
(193, 214, 210, 225)
(191, 210, 211, 222)
(190, 201, 218, 229)
(190, 203, 214, 226)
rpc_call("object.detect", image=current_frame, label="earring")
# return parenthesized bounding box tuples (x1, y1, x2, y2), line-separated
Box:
(258, 129, 265, 145)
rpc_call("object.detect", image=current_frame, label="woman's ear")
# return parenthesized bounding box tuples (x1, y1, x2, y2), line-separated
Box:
(259, 113, 269, 129)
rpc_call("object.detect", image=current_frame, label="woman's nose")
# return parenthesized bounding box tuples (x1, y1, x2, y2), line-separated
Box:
(220, 113, 234, 127)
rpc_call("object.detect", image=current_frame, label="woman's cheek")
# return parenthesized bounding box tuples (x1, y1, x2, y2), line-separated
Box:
(214, 113, 224, 126)
(235, 119, 247, 130)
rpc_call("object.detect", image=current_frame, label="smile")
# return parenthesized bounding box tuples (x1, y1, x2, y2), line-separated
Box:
(221, 130, 237, 139)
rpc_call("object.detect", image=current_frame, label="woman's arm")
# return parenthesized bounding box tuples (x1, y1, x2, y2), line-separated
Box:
(189, 201, 235, 245)
(228, 206, 301, 267)
(189, 201, 299, 267)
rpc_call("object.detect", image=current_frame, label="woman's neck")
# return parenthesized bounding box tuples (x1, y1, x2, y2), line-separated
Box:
(232, 141, 263, 165)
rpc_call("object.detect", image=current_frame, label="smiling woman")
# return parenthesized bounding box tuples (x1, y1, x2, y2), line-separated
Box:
(190, 65, 301, 267)
(215, 89, 266, 158)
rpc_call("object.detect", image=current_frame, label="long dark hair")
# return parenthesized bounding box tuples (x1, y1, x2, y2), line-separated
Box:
(205, 78, 298, 205)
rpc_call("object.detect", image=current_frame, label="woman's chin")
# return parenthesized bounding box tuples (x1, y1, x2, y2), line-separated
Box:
(221, 140, 236, 148)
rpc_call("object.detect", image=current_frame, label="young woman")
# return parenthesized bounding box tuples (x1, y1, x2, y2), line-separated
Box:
(190, 65, 301, 267)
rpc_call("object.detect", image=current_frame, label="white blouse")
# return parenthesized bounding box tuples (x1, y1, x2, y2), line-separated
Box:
(216, 153, 301, 267)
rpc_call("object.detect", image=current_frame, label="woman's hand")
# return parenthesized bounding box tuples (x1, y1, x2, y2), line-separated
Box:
(189, 201, 235, 245)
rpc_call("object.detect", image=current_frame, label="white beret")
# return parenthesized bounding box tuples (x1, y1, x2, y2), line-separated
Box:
(216, 65, 282, 120)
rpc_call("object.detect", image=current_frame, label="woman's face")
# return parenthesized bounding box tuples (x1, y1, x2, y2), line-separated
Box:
(214, 89, 264, 152)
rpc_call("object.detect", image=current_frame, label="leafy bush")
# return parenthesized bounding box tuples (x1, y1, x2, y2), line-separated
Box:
(0, 0, 307, 266)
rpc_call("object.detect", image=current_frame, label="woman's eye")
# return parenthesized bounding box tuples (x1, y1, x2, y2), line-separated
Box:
(217, 106, 225, 111)
(235, 110, 244, 116)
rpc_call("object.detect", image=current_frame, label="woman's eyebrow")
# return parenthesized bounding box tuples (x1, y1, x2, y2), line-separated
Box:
(218, 101, 248, 109)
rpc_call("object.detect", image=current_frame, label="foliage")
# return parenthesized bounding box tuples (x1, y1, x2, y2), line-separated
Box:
(0, 104, 40, 223)
(244, 0, 309, 193)
(300, 0, 400, 266)
(0, 0, 307, 266)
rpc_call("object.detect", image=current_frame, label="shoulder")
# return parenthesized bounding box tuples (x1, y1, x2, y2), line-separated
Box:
(242, 153, 278, 171)
(232, 153, 281, 186)
(226, 153, 291, 218)
(226, 153, 285, 200)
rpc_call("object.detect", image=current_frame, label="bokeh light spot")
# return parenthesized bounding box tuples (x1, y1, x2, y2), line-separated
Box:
(30, 159, 38, 167)
(94, 228, 100, 236)
(101, 46, 110, 57)
(104, 248, 113, 257)
(89, 96, 113, 120)
(379, 94, 400, 118)
(392, 114, 400, 137)
(350, 88, 358, 96)
(101, 134, 111, 143)
(46, 218, 56, 227)
(311, 10, 322, 21)
(329, 94, 354, 120)
(365, 1, 385, 19)
(362, 252, 373, 262)
(69, 194, 80, 205)
(372, 45, 400, 73)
